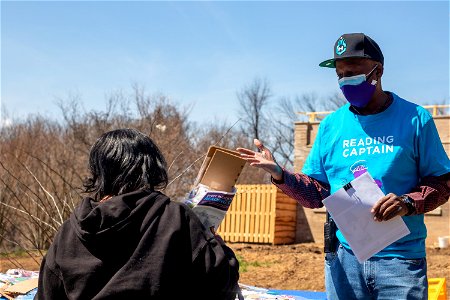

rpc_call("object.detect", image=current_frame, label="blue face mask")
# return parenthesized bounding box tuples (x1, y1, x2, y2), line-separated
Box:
(338, 65, 378, 108)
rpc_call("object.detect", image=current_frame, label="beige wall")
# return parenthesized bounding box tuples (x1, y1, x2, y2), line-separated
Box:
(293, 116, 450, 246)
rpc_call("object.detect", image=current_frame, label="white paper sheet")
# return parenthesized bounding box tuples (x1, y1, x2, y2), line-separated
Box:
(322, 172, 410, 262)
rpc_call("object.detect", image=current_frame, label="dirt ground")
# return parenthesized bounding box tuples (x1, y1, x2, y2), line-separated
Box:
(230, 242, 450, 293)
(1, 243, 449, 293)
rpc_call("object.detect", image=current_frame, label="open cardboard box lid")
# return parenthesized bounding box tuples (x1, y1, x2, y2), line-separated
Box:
(194, 146, 247, 192)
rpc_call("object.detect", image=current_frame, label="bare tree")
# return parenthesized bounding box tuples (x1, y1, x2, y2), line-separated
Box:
(237, 77, 272, 141)
(0, 84, 258, 259)
(271, 92, 346, 168)
(289, 92, 346, 122)
(191, 120, 270, 184)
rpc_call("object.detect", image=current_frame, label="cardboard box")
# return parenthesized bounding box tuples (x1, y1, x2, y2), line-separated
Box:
(183, 146, 247, 230)
(194, 146, 247, 192)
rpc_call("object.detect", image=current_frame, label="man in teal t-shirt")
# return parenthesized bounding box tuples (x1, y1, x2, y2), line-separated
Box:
(302, 92, 448, 259)
(237, 33, 450, 300)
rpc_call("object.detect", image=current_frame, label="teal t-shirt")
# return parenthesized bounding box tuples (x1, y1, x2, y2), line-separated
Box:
(302, 93, 450, 258)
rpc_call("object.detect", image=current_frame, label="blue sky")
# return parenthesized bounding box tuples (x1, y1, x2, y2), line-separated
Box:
(2, 1, 449, 125)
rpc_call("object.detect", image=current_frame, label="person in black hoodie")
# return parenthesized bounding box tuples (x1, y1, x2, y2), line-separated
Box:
(35, 128, 240, 300)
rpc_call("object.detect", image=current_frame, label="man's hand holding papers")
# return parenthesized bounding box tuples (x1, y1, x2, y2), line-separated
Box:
(322, 172, 410, 262)
(371, 193, 409, 221)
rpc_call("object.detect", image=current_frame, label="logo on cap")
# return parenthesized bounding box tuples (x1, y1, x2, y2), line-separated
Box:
(336, 37, 347, 55)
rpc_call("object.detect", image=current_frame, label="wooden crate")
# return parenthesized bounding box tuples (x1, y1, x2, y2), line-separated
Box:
(217, 184, 297, 245)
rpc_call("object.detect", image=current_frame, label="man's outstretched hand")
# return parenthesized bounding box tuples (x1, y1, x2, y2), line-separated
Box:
(236, 139, 283, 181)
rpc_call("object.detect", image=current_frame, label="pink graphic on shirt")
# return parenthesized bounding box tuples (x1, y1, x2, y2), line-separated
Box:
(350, 160, 382, 188)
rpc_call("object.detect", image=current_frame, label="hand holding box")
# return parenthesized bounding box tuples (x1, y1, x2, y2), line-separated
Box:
(183, 146, 246, 230)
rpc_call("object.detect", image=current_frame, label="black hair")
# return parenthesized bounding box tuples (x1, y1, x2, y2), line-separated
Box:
(83, 128, 168, 200)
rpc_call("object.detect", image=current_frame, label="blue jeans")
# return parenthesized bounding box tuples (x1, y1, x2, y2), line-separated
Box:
(325, 244, 427, 300)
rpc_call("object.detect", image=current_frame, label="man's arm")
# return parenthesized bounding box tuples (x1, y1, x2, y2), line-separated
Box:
(405, 173, 450, 215)
(372, 173, 450, 221)
(237, 139, 330, 209)
(272, 168, 330, 209)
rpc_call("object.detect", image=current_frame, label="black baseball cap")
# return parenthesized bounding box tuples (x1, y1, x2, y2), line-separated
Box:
(319, 33, 384, 68)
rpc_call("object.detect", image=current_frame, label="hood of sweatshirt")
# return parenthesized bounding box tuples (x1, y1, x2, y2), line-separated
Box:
(70, 189, 169, 251)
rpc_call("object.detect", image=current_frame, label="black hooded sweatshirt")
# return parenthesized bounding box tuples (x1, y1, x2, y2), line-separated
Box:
(35, 189, 239, 300)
